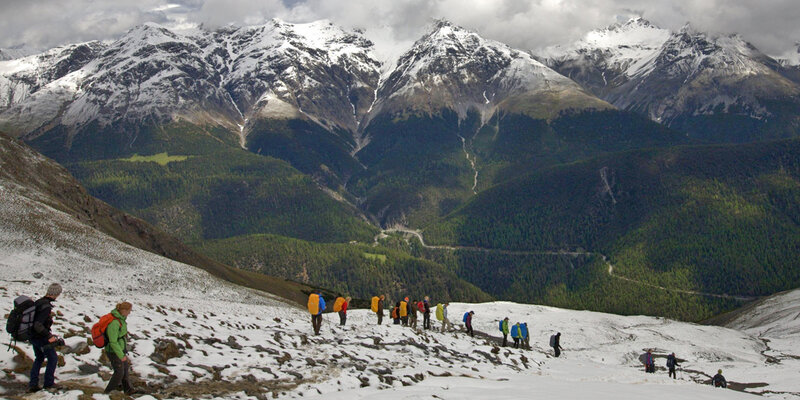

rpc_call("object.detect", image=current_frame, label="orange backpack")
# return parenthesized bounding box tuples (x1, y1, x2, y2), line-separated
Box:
(91, 313, 118, 348)
(391, 307, 398, 319)
(371, 296, 379, 312)
(307, 294, 320, 315)
(333, 297, 345, 312)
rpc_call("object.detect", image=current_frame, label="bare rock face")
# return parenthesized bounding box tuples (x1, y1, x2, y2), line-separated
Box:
(150, 338, 184, 364)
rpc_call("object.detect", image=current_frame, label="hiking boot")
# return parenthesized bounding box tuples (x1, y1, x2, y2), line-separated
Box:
(43, 384, 62, 392)
(28, 386, 41, 393)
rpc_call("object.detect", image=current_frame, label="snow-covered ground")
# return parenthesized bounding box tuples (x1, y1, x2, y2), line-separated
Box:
(2, 178, 800, 399)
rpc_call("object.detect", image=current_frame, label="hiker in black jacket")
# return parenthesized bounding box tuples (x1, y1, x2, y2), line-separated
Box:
(423, 296, 432, 330)
(29, 283, 63, 393)
(667, 352, 680, 379)
(552, 332, 563, 357)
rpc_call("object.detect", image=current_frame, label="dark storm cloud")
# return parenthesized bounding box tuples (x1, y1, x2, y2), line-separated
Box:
(1, 0, 798, 60)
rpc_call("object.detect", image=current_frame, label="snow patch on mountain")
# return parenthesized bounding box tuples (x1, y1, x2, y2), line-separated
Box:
(538, 17, 671, 79)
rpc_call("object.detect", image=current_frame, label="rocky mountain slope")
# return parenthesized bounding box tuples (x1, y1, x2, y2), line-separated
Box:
(0, 132, 318, 305)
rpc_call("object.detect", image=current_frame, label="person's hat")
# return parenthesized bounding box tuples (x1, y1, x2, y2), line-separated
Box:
(46, 283, 62, 297)
(718, 369, 722, 374)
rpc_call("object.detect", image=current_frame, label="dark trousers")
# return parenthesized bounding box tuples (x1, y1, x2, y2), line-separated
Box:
(669, 368, 676, 379)
(423, 313, 431, 329)
(646, 364, 655, 373)
(502, 334, 508, 347)
(466, 322, 473, 337)
(377, 312, 383, 325)
(553, 346, 561, 357)
(513, 337, 520, 348)
(311, 314, 322, 335)
(105, 351, 132, 393)
(338, 311, 347, 326)
(401, 316, 408, 326)
(30, 338, 57, 389)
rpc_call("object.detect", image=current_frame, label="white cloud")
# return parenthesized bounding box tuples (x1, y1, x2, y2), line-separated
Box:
(1, 0, 798, 60)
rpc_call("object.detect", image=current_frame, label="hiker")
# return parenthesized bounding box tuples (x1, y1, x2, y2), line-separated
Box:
(499, 317, 510, 347)
(392, 302, 401, 324)
(28, 283, 62, 393)
(375, 295, 385, 325)
(409, 299, 419, 330)
(666, 352, 680, 379)
(643, 349, 655, 373)
(712, 369, 727, 388)
(521, 323, 529, 349)
(399, 298, 409, 326)
(423, 296, 432, 330)
(104, 302, 135, 395)
(439, 303, 452, 332)
(463, 311, 474, 337)
(550, 332, 563, 357)
(308, 291, 325, 335)
(511, 323, 521, 348)
(335, 297, 350, 326)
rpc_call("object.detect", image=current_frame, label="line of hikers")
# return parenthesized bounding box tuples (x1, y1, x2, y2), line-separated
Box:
(6, 283, 139, 395)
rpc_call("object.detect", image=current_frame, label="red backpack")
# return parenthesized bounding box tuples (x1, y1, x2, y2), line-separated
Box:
(91, 313, 118, 348)
(417, 301, 424, 311)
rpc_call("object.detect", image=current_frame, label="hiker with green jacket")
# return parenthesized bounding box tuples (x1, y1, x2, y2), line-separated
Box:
(104, 302, 134, 395)
(500, 317, 510, 347)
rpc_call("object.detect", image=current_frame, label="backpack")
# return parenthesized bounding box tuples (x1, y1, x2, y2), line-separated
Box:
(307, 294, 320, 315)
(391, 307, 398, 319)
(498, 320, 504, 332)
(371, 297, 379, 313)
(435, 304, 443, 321)
(666, 357, 675, 368)
(462, 312, 469, 323)
(549, 334, 556, 347)
(91, 313, 119, 348)
(333, 297, 345, 312)
(6, 296, 37, 342)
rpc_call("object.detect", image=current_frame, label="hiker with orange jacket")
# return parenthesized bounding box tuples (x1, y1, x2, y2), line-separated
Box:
(104, 302, 136, 395)
(392, 302, 401, 324)
(334, 297, 350, 326)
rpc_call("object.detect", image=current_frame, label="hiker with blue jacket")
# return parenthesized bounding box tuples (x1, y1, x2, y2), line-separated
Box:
(499, 317, 510, 346)
(511, 322, 521, 348)
(521, 323, 529, 349)
(104, 302, 135, 395)
(28, 283, 63, 393)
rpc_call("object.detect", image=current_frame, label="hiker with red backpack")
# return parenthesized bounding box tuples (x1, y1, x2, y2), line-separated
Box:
(334, 297, 350, 326)
(26, 283, 63, 393)
(100, 302, 136, 395)
(422, 296, 432, 330)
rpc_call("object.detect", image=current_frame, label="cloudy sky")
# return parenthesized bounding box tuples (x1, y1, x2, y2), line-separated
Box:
(1, 0, 798, 59)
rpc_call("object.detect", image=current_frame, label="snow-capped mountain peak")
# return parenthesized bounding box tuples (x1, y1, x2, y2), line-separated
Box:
(369, 20, 608, 124)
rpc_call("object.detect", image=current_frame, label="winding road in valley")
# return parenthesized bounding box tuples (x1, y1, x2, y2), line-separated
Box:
(377, 228, 758, 302)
